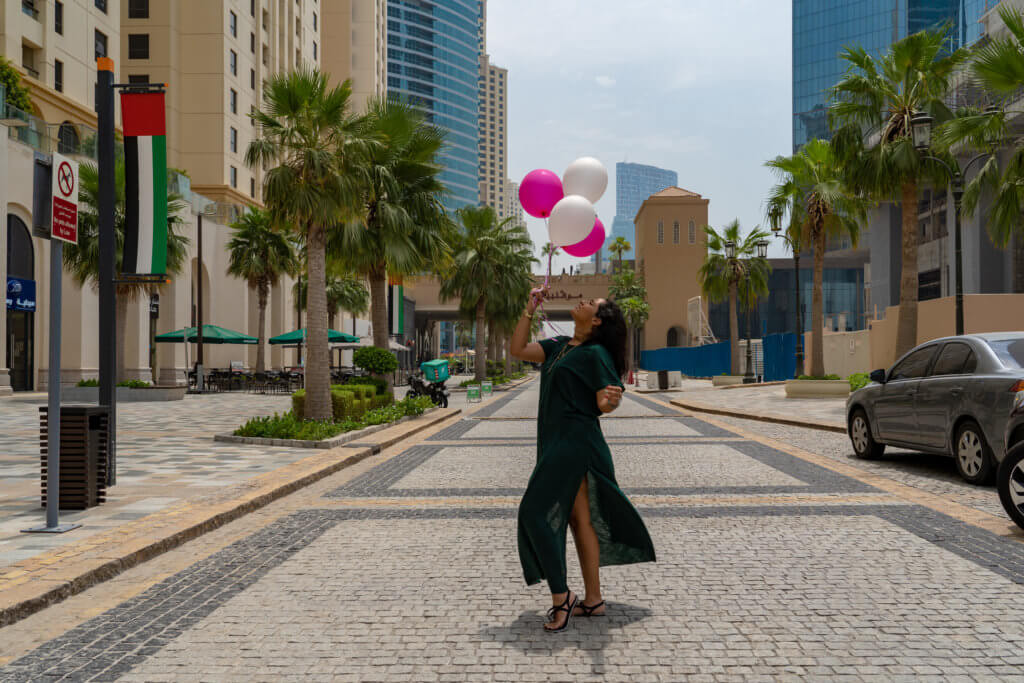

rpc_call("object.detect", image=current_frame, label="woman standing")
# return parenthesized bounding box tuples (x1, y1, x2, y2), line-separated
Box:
(510, 288, 656, 632)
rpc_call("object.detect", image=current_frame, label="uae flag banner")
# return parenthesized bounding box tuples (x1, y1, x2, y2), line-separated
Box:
(120, 91, 168, 276)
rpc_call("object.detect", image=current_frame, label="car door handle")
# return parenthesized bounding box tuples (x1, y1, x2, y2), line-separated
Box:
(950, 387, 963, 396)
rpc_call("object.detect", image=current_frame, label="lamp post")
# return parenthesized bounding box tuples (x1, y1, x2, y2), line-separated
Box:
(911, 109, 996, 336)
(194, 203, 219, 392)
(772, 223, 804, 377)
(741, 238, 770, 383)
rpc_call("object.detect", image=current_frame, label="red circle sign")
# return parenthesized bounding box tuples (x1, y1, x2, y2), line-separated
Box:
(57, 161, 74, 197)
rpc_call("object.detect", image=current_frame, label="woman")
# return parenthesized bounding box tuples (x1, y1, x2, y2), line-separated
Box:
(510, 288, 656, 632)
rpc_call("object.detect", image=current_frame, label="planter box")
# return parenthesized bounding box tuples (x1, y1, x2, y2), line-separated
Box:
(712, 375, 745, 387)
(62, 386, 187, 403)
(784, 379, 850, 398)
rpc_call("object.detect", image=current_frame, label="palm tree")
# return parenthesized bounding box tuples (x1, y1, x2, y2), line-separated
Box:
(698, 221, 771, 375)
(765, 138, 868, 377)
(609, 265, 648, 377)
(608, 236, 631, 273)
(829, 26, 968, 358)
(333, 97, 451, 388)
(226, 208, 299, 372)
(441, 206, 534, 381)
(66, 160, 189, 381)
(326, 267, 369, 332)
(245, 68, 364, 419)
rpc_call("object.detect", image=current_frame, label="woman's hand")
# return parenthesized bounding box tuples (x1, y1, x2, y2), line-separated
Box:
(597, 385, 623, 413)
(527, 286, 549, 315)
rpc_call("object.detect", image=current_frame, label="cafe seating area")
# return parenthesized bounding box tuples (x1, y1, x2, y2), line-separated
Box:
(186, 367, 366, 394)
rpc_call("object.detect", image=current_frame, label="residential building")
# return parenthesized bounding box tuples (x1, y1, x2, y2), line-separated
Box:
(603, 162, 677, 266)
(321, 0, 387, 112)
(120, 0, 321, 207)
(387, 0, 481, 209)
(477, 55, 508, 219)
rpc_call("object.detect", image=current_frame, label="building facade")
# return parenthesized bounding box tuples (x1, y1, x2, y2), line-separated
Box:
(604, 162, 677, 266)
(386, 0, 481, 209)
(322, 0, 388, 113)
(477, 55, 508, 217)
(792, 0, 992, 151)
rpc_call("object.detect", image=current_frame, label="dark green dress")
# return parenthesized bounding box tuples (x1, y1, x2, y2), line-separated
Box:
(517, 336, 656, 593)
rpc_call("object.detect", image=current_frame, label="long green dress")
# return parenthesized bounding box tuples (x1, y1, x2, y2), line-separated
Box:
(517, 336, 656, 593)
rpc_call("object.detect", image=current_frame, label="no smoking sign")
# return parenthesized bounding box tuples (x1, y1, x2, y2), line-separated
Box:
(51, 152, 79, 244)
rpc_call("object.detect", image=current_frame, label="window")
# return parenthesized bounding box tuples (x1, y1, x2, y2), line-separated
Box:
(95, 30, 108, 60)
(251, 0, 255, 16)
(657, 221, 664, 244)
(688, 219, 696, 244)
(313, 12, 317, 30)
(128, 74, 150, 84)
(229, 11, 238, 37)
(54, 60, 63, 92)
(987, 338, 1024, 369)
(931, 343, 976, 376)
(128, 34, 150, 59)
(128, 0, 149, 18)
(230, 126, 237, 153)
(251, 32, 256, 53)
(229, 50, 237, 75)
(889, 346, 938, 381)
(250, 68, 256, 89)
(57, 121, 78, 154)
(673, 221, 679, 244)
(313, 42, 317, 60)
(230, 166, 237, 188)
(229, 89, 237, 114)
(250, 177, 256, 197)
(94, 0, 107, 13)
(250, 105, 256, 126)
(54, 1, 63, 34)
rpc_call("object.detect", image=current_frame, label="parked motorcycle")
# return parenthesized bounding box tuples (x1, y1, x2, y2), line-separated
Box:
(406, 359, 450, 409)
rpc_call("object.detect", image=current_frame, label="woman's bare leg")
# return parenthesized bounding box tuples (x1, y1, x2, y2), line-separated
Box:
(569, 476, 606, 614)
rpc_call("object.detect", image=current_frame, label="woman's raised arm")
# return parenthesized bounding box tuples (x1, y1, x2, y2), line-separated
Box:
(510, 287, 547, 364)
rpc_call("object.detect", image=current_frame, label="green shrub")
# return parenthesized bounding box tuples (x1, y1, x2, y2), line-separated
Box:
(848, 372, 870, 392)
(350, 384, 375, 401)
(343, 376, 387, 396)
(797, 374, 841, 381)
(372, 394, 393, 409)
(116, 379, 150, 388)
(353, 347, 398, 375)
(77, 379, 99, 387)
(331, 389, 355, 419)
(292, 389, 306, 417)
(233, 396, 434, 441)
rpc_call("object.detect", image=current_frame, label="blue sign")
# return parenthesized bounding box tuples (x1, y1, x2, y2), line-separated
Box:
(6, 277, 36, 312)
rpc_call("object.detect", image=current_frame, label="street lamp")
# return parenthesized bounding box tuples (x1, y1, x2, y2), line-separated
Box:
(911, 108, 997, 336)
(724, 240, 736, 259)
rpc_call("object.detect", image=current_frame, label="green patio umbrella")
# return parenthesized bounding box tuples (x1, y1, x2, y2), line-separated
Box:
(268, 328, 360, 345)
(155, 325, 258, 345)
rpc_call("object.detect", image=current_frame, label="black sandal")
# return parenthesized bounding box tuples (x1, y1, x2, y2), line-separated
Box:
(575, 600, 606, 617)
(543, 591, 578, 632)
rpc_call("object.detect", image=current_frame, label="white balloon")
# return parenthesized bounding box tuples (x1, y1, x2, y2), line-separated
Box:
(562, 156, 608, 204)
(548, 195, 597, 247)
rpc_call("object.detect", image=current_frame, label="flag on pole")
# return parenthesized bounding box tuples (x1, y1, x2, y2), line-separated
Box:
(120, 91, 168, 276)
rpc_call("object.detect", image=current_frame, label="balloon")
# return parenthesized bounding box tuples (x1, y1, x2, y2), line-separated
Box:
(562, 217, 606, 258)
(519, 169, 564, 218)
(548, 195, 596, 247)
(562, 156, 608, 204)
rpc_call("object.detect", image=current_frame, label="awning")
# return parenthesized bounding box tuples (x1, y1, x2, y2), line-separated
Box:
(268, 328, 361, 345)
(154, 324, 258, 344)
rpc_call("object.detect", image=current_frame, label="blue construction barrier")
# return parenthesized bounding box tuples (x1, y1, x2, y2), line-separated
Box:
(640, 341, 731, 378)
(762, 333, 797, 382)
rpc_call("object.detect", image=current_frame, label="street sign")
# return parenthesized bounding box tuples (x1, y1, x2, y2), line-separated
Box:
(50, 153, 78, 244)
(481, 380, 493, 397)
(466, 385, 481, 403)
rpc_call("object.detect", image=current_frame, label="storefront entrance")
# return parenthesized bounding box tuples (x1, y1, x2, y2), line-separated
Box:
(6, 215, 35, 391)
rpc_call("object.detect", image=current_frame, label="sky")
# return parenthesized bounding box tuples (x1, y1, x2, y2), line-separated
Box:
(486, 0, 794, 273)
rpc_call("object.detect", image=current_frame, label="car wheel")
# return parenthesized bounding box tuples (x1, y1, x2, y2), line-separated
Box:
(997, 442, 1024, 530)
(954, 420, 995, 485)
(849, 409, 885, 460)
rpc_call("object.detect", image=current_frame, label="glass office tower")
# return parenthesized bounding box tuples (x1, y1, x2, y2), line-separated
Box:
(604, 162, 678, 263)
(387, 0, 481, 209)
(793, 0, 992, 151)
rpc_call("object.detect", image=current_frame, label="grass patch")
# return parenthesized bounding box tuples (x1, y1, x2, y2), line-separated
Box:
(233, 395, 434, 441)
(76, 379, 99, 387)
(796, 374, 841, 381)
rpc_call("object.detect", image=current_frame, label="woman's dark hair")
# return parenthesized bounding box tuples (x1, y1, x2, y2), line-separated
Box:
(587, 299, 628, 379)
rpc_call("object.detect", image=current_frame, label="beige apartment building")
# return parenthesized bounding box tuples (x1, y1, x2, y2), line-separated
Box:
(478, 54, 510, 219)
(321, 0, 386, 112)
(634, 187, 710, 350)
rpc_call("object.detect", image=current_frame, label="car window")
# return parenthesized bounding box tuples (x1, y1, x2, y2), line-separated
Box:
(931, 343, 975, 376)
(986, 338, 1024, 368)
(889, 346, 937, 381)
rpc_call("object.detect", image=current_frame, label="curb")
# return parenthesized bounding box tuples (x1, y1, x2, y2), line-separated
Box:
(214, 408, 442, 448)
(449, 375, 535, 393)
(669, 398, 846, 434)
(0, 407, 460, 628)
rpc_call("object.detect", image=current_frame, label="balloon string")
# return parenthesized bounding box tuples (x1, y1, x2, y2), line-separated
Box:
(535, 220, 553, 339)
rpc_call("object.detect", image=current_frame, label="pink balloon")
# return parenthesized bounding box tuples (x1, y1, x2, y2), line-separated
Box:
(562, 217, 606, 258)
(519, 169, 564, 218)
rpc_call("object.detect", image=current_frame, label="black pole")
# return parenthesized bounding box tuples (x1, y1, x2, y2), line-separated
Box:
(196, 213, 204, 391)
(954, 181, 965, 336)
(97, 58, 117, 486)
(793, 249, 803, 378)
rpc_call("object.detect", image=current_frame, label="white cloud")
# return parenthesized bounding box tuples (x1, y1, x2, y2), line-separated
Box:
(595, 75, 616, 88)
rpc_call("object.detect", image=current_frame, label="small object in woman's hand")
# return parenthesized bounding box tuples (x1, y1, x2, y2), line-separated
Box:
(603, 386, 622, 407)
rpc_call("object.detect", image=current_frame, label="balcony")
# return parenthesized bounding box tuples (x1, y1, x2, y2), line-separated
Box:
(21, 0, 39, 20)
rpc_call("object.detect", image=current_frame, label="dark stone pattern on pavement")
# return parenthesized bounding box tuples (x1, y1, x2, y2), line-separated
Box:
(427, 415, 734, 441)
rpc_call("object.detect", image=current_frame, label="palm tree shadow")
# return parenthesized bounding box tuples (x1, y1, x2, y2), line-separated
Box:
(479, 602, 653, 672)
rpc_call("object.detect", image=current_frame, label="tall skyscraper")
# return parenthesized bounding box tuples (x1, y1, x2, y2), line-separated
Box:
(792, 0, 992, 151)
(605, 162, 678, 263)
(478, 57, 509, 218)
(387, 0, 481, 209)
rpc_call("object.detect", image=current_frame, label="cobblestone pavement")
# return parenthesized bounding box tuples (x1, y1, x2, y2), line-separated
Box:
(3, 382, 1024, 681)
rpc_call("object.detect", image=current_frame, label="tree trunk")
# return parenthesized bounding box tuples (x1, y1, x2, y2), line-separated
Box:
(1014, 233, 1024, 293)
(474, 297, 487, 381)
(304, 224, 331, 420)
(115, 295, 129, 382)
(368, 262, 391, 391)
(487, 320, 499, 367)
(728, 282, 739, 375)
(896, 182, 920, 358)
(503, 335, 512, 376)
(811, 227, 825, 378)
(256, 281, 268, 373)
(625, 326, 634, 384)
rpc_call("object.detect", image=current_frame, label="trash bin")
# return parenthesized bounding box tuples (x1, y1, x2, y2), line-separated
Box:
(40, 405, 109, 510)
(657, 370, 669, 391)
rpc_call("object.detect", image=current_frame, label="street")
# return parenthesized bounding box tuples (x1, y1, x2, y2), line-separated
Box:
(2, 380, 1024, 681)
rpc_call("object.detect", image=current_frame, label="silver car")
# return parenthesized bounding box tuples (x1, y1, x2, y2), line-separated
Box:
(847, 333, 1024, 485)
